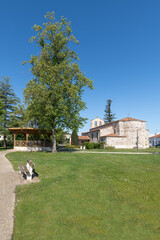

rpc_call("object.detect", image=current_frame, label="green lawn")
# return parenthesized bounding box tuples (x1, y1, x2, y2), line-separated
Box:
(7, 152, 160, 240)
(81, 148, 160, 153)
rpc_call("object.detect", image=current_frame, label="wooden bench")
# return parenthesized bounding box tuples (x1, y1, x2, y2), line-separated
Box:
(18, 159, 35, 180)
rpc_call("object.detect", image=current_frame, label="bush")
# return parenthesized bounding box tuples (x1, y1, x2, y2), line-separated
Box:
(105, 146, 115, 150)
(82, 142, 88, 147)
(65, 144, 80, 149)
(100, 141, 105, 149)
(0, 140, 4, 147)
(0, 139, 13, 148)
(94, 143, 100, 149)
(82, 142, 94, 149)
(87, 142, 94, 149)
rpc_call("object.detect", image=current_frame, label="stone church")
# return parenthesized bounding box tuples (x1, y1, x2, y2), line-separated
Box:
(81, 117, 149, 149)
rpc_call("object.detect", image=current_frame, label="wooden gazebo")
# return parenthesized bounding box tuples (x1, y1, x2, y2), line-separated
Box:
(9, 127, 52, 151)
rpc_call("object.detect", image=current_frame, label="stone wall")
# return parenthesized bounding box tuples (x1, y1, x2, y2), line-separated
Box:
(100, 126, 114, 136)
(106, 136, 127, 148)
(14, 146, 52, 152)
(118, 121, 149, 148)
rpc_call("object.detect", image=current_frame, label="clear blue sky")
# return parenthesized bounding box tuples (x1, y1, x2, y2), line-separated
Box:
(0, 0, 160, 135)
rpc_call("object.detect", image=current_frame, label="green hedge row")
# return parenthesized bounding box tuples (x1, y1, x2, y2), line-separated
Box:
(82, 142, 104, 149)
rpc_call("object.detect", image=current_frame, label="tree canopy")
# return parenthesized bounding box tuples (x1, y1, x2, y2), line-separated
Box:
(24, 11, 93, 153)
(104, 99, 116, 123)
(0, 77, 20, 147)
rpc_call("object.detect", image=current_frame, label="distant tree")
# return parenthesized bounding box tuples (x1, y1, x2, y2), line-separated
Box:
(104, 99, 116, 123)
(0, 100, 4, 119)
(71, 129, 78, 145)
(0, 77, 20, 147)
(23, 11, 93, 153)
(10, 104, 27, 127)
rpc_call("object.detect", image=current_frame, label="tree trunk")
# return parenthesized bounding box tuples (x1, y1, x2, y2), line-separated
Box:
(52, 129, 57, 153)
(4, 134, 7, 148)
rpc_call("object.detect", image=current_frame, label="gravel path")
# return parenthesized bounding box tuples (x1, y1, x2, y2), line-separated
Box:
(0, 150, 21, 240)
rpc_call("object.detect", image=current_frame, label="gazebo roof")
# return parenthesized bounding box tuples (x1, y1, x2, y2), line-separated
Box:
(9, 127, 51, 135)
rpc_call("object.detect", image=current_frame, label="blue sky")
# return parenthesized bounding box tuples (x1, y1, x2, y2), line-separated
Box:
(0, 0, 160, 135)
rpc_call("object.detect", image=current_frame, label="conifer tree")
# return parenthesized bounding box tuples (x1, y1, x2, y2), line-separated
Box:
(24, 11, 93, 153)
(71, 129, 78, 146)
(104, 99, 116, 123)
(0, 77, 20, 147)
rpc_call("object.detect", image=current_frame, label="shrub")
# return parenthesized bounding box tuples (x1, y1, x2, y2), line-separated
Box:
(100, 141, 105, 149)
(0, 140, 4, 147)
(0, 139, 13, 148)
(65, 144, 80, 149)
(88, 142, 94, 149)
(82, 142, 88, 147)
(94, 143, 100, 149)
(105, 145, 115, 150)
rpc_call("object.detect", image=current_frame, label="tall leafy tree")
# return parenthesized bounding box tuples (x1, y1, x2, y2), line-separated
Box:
(10, 104, 27, 127)
(0, 77, 20, 147)
(24, 11, 93, 153)
(104, 99, 116, 123)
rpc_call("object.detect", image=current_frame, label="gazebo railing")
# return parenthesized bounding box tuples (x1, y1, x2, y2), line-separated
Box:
(15, 140, 52, 148)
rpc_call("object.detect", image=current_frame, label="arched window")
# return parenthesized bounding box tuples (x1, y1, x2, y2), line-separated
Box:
(99, 121, 102, 126)
(114, 129, 116, 134)
(95, 121, 97, 127)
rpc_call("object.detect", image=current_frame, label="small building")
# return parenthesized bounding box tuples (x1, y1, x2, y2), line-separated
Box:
(9, 127, 52, 151)
(149, 134, 160, 147)
(81, 117, 149, 149)
(78, 136, 90, 146)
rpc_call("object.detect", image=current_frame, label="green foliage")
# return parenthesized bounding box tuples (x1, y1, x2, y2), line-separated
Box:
(105, 145, 115, 150)
(71, 129, 78, 145)
(10, 104, 27, 128)
(23, 11, 93, 153)
(65, 144, 80, 149)
(0, 77, 21, 147)
(83, 142, 100, 149)
(104, 99, 116, 123)
(94, 143, 100, 149)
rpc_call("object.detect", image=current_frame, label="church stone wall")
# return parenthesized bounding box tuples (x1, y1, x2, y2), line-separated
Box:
(118, 121, 149, 148)
(106, 137, 127, 148)
(100, 126, 113, 136)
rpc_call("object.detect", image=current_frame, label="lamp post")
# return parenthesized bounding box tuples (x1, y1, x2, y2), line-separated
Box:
(137, 128, 139, 152)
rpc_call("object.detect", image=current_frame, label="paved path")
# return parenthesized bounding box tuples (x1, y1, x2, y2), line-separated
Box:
(0, 150, 21, 240)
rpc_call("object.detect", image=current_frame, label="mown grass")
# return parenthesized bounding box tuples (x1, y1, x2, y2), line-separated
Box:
(7, 152, 160, 240)
(81, 148, 160, 153)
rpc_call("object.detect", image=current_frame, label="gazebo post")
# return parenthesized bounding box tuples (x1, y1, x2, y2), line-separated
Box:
(14, 133, 16, 146)
(26, 133, 29, 146)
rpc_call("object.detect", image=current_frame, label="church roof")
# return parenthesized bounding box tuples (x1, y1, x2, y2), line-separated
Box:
(119, 117, 145, 122)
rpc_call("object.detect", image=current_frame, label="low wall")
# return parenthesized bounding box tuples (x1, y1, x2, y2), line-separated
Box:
(14, 146, 52, 152)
